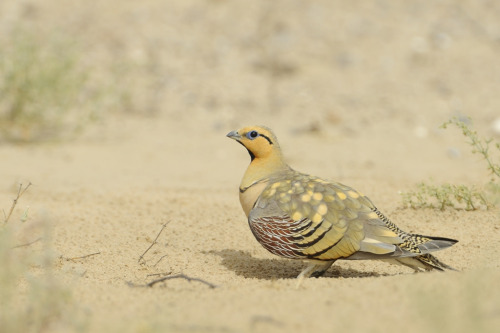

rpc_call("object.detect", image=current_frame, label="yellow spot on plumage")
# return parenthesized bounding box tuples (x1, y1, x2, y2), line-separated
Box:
(337, 192, 347, 200)
(317, 203, 328, 215)
(292, 211, 303, 221)
(293, 183, 304, 194)
(312, 213, 323, 223)
(279, 193, 291, 203)
(313, 192, 323, 201)
(301, 194, 311, 202)
(348, 191, 359, 199)
(266, 188, 276, 197)
(271, 182, 281, 189)
(368, 212, 379, 219)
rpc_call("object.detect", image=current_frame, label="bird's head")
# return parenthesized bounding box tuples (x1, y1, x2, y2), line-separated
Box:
(226, 126, 281, 161)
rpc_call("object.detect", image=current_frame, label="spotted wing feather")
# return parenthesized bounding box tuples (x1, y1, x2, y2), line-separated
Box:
(248, 171, 457, 263)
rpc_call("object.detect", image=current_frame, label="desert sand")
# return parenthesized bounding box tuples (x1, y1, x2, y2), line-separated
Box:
(1, 1, 500, 332)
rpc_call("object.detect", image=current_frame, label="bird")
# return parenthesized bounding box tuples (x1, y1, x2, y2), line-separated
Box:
(227, 125, 457, 284)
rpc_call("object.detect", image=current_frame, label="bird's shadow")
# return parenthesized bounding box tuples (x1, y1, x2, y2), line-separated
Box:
(206, 249, 385, 280)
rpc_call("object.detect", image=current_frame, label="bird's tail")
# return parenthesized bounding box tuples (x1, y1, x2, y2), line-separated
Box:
(415, 253, 457, 271)
(393, 235, 458, 271)
(393, 253, 457, 272)
(414, 235, 458, 253)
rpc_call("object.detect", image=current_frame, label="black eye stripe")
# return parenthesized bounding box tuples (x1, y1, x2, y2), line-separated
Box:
(259, 134, 273, 145)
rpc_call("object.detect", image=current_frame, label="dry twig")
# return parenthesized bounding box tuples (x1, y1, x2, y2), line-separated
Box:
(146, 274, 218, 289)
(153, 254, 169, 267)
(138, 221, 170, 263)
(128, 273, 217, 289)
(3, 182, 32, 224)
(63, 251, 101, 261)
(11, 237, 42, 249)
(146, 272, 172, 278)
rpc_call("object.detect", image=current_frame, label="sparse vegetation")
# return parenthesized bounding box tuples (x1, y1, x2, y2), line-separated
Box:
(441, 118, 500, 180)
(401, 117, 500, 210)
(0, 183, 85, 332)
(3, 182, 31, 224)
(401, 182, 490, 211)
(0, 30, 95, 142)
(0, 26, 136, 143)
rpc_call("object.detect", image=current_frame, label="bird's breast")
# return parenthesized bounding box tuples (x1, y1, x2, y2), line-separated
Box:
(239, 180, 269, 217)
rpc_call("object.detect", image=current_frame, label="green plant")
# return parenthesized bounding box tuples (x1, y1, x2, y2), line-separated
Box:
(401, 182, 490, 211)
(401, 117, 500, 210)
(441, 118, 500, 180)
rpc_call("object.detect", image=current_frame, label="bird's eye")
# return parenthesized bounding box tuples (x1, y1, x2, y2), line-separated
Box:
(246, 130, 259, 140)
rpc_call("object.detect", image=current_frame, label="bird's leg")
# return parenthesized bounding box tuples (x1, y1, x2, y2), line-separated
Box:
(310, 260, 335, 277)
(295, 260, 336, 288)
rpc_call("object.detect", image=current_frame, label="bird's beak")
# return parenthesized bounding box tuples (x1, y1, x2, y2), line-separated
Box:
(226, 130, 241, 141)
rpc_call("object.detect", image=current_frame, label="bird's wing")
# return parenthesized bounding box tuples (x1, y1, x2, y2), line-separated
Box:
(248, 172, 407, 260)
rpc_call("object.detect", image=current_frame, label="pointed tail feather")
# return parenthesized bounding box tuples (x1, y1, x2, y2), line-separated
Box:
(416, 235, 458, 253)
(416, 253, 458, 271)
(394, 253, 457, 272)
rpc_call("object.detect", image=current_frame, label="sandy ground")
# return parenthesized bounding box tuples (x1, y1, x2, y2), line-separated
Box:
(1, 1, 500, 332)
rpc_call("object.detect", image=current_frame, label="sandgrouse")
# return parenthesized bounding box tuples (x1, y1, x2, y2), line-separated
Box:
(227, 126, 457, 282)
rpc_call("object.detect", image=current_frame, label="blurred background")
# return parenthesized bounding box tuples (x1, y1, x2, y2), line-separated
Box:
(1, 0, 499, 141)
